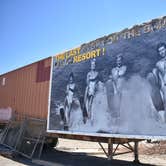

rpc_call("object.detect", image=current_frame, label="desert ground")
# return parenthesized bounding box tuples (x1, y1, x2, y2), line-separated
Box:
(0, 139, 166, 166)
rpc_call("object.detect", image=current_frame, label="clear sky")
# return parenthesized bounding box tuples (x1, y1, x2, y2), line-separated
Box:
(0, 0, 166, 74)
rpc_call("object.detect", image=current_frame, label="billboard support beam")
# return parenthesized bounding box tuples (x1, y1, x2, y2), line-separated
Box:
(98, 142, 108, 157)
(98, 138, 141, 162)
(133, 141, 140, 163)
(108, 138, 113, 160)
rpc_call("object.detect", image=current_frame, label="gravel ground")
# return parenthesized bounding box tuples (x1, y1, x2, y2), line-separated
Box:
(0, 139, 166, 166)
(0, 156, 29, 166)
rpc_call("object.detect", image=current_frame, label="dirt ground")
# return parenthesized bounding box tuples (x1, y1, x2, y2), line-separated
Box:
(0, 156, 28, 166)
(0, 139, 166, 166)
(55, 139, 166, 165)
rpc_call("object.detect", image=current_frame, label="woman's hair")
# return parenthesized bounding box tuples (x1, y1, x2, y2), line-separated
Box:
(157, 42, 166, 52)
(68, 72, 74, 81)
(116, 53, 123, 60)
(91, 58, 96, 64)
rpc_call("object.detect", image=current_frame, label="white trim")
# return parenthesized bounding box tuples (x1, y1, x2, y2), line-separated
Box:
(47, 129, 166, 141)
(47, 57, 54, 131)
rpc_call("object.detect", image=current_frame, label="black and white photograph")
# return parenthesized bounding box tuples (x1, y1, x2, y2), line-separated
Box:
(48, 25, 166, 137)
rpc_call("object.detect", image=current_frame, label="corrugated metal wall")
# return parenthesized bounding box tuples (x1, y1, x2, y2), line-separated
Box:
(0, 57, 52, 119)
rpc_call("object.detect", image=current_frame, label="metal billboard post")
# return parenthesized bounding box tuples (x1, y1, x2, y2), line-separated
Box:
(134, 141, 140, 163)
(108, 138, 113, 160)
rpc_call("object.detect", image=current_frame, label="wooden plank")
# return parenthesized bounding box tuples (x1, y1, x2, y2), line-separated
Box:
(32, 159, 56, 166)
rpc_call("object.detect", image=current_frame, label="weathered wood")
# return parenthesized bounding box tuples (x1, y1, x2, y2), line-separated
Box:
(48, 133, 143, 144)
(0, 144, 15, 158)
(32, 159, 56, 166)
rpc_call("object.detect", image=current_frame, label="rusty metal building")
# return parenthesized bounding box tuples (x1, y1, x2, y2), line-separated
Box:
(0, 57, 52, 119)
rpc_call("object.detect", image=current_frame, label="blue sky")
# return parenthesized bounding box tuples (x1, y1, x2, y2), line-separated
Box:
(0, 0, 166, 74)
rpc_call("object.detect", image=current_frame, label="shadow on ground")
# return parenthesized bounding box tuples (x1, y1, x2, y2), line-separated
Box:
(25, 147, 155, 166)
(2, 146, 158, 166)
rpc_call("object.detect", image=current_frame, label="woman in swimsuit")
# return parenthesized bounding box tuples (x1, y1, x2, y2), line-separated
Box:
(84, 59, 99, 121)
(64, 72, 76, 126)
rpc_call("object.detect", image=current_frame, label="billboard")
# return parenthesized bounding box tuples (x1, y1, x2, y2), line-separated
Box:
(47, 17, 166, 138)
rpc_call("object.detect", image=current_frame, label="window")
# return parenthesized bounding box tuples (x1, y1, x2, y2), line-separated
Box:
(2, 78, 6, 86)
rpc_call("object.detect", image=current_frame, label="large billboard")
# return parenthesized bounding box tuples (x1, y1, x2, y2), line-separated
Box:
(47, 17, 166, 138)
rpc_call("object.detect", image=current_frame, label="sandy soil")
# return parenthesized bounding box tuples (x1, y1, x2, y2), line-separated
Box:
(0, 139, 166, 166)
(0, 156, 27, 166)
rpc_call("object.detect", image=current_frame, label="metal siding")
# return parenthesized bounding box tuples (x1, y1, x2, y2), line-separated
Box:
(0, 57, 52, 119)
